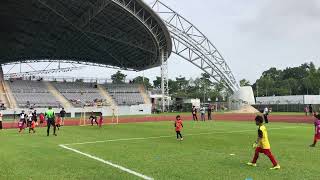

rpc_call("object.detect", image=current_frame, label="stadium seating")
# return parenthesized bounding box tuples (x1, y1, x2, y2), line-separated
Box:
(105, 84, 145, 105)
(7, 80, 60, 108)
(52, 82, 106, 107)
(6, 80, 147, 108)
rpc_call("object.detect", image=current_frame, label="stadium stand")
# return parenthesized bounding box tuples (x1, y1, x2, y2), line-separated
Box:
(52, 82, 106, 107)
(105, 84, 145, 105)
(4, 79, 149, 108)
(7, 80, 60, 108)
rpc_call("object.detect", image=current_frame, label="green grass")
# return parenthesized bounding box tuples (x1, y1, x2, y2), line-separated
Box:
(0, 120, 318, 180)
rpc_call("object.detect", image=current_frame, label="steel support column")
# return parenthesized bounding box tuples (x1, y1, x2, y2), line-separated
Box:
(161, 49, 169, 112)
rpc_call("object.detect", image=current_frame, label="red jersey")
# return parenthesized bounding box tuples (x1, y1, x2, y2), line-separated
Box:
(175, 120, 183, 131)
(56, 117, 61, 125)
(315, 119, 320, 136)
(18, 121, 24, 128)
(39, 114, 45, 121)
(31, 121, 36, 129)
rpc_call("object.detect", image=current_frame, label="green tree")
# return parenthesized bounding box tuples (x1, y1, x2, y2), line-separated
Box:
(239, 79, 251, 87)
(153, 76, 162, 89)
(133, 76, 152, 88)
(253, 62, 320, 96)
(111, 71, 127, 84)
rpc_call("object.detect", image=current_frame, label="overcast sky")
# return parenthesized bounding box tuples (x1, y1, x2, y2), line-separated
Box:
(4, 0, 320, 84)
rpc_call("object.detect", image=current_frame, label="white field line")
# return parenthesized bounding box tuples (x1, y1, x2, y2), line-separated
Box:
(59, 126, 300, 180)
(62, 126, 301, 146)
(59, 144, 154, 180)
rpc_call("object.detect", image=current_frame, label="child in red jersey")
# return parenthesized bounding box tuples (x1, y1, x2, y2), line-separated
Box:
(29, 120, 36, 133)
(310, 114, 320, 147)
(39, 113, 45, 127)
(98, 112, 103, 128)
(56, 115, 62, 130)
(175, 115, 183, 141)
(18, 119, 24, 133)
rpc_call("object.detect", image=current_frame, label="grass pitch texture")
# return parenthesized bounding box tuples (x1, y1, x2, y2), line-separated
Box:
(0, 121, 318, 180)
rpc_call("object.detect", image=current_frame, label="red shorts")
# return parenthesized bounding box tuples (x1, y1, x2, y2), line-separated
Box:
(315, 134, 320, 140)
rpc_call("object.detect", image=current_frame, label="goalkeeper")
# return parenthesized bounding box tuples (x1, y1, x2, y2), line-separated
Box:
(247, 115, 280, 170)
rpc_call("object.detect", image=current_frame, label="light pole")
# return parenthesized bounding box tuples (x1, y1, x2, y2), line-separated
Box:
(215, 97, 218, 112)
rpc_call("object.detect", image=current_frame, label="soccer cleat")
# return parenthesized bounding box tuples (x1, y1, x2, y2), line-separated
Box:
(270, 165, 280, 170)
(53, 134, 57, 136)
(310, 144, 316, 147)
(246, 162, 257, 167)
(180, 138, 184, 141)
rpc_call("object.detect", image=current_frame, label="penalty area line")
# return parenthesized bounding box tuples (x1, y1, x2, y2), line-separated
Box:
(59, 144, 154, 180)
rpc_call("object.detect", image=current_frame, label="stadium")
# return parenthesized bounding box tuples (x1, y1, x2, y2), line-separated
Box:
(0, 0, 319, 180)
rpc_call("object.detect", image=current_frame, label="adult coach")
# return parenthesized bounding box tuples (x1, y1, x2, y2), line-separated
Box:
(45, 106, 57, 136)
(60, 108, 66, 126)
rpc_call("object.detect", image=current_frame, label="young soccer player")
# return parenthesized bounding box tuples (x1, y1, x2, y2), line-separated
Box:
(29, 120, 36, 134)
(39, 113, 45, 127)
(27, 111, 33, 128)
(56, 115, 62, 130)
(175, 115, 183, 141)
(19, 110, 26, 128)
(18, 119, 24, 133)
(98, 112, 103, 128)
(310, 114, 320, 147)
(247, 115, 280, 170)
(89, 112, 98, 126)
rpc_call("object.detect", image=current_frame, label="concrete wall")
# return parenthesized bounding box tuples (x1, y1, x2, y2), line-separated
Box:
(256, 95, 320, 105)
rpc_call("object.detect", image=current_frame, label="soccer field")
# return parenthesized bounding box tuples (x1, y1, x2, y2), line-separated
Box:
(0, 120, 319, 180)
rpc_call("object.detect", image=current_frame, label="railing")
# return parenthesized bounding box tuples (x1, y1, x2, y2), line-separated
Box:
(4, 76, 140, 85)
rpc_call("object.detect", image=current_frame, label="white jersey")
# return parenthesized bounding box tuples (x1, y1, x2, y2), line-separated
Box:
(0, 112, 3, 121)
(263, 108, 269, 115)
(20, 113, 26, 119)
(28, 113, 33, 121)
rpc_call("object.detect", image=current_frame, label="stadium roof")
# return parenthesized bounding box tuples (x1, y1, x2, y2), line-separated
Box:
(0, 0, 172, 71)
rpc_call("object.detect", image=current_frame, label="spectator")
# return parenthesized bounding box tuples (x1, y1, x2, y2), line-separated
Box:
(192, 106, 198, 121)
(309, 104, 313, 116)
(200, 107, 205, 121)
(304, 106, 309, 116)
(208, 104, 212, 120)
(60, 108, 66, 126)
(0, 111, 3, 130)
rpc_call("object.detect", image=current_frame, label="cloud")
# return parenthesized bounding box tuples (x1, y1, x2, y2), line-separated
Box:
(238, 0, 320, 39)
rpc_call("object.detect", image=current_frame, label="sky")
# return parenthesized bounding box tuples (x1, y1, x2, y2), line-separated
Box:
(4, 0, 320, 84)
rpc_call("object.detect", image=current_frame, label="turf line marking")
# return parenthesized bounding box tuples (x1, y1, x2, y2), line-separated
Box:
(59, 144, 154, 180)
(62, 126, 300, 146)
